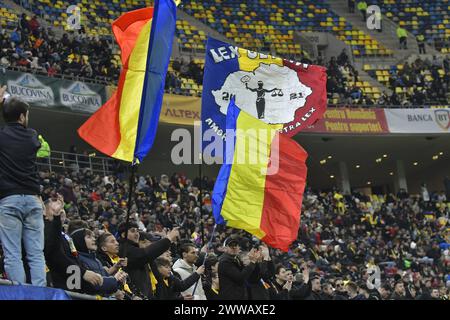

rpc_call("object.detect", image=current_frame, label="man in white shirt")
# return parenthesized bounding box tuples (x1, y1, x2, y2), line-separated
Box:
(173, 243, 207, 300)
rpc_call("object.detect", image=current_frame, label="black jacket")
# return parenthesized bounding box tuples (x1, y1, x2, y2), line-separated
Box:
(218, 253, 258, 300)
(268, 280, 290, 300)
(153, 269, 200, 300)
(204, 283, 220, 300)
(290, 280, 312, 300)
(247, 260, 274, 300)
(306, 290, 323, 300)
(118, 238, 171, 299)
(0, 123, 41, 199)
(44, 216, 91, 292)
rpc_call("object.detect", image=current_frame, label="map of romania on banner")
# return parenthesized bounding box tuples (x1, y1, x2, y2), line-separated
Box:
(201, 37, 327, 149)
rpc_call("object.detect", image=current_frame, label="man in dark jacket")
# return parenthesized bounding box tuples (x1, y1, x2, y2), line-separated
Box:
(246, 243, 274, 300)
(0, 87, 46, 286)
(306, 274, 323, 300)
(289, 265, 312, 300)
(268, 264, 291, 300)
(333, 278, 349, 299)
(153, 256, 204, 300)
(44, 197, 104, 292)
(391, 281, 407, 300)
(218, 237, 261, 300)
(118, 222, 179, 299)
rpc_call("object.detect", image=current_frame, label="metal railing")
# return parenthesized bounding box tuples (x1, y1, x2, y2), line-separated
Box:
(0, 279, 115, 300)
(4, 65, 116, 86)
(36, 150, 114, 176)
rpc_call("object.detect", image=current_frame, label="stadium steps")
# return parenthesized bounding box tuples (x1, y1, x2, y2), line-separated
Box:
(2, 0, 63, 36)
(326, 0, 438, 62)
(177, 7, 236, 51)
(357, 67, 392, 96)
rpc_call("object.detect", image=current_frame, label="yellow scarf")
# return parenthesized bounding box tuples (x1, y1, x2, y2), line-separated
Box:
(108, 254, 132, 294)
(150, 271, 158, 293)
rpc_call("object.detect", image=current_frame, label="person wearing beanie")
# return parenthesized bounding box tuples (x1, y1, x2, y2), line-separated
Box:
(71, 228, 126, 297)
(118, 221, 180, 299)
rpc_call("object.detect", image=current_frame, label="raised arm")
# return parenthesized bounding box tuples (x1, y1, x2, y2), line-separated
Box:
(245, 83, 257, 92)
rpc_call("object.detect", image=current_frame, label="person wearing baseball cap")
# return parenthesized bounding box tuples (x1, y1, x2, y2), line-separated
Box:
(218, 235, 261, 300)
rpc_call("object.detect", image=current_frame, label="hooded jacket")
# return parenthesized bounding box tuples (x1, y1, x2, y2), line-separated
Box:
(71, 229, 118, 295)
(172, 258, 207, 300)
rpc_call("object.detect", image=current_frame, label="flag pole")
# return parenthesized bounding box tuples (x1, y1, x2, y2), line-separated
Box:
(198, 151, 205, 247)
(192, 223, 217, 296)
(122, 162, 138, 258)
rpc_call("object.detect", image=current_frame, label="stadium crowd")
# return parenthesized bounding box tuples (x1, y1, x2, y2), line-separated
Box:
(0, 14, 120, 83)
(0, 165, 449, 300)
(384, 56, 450, 106)
(1, 14, 449, 105)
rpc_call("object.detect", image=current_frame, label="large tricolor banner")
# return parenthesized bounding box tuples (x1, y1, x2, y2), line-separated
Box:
(78, 0, 178, 163)
(212, 100, 308, 252)
(201, 37, 327, 150)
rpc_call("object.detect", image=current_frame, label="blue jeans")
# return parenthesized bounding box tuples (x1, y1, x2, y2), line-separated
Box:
(0, 195, 46, 286)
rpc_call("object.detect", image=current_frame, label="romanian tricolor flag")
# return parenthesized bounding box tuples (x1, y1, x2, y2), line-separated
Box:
(78, 0, 179, 163)
(212, 100, 308, 252)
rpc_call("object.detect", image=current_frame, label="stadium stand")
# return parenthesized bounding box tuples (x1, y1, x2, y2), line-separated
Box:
(1, 0, 450, 302)
(182, 0, 392, 57)
(369, 0, 450, 53)
(364, 56, 450, 105)
(0, 1, 19, 30)
(0, 168, 448, 300)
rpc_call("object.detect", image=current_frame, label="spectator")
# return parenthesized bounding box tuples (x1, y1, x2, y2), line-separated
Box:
(71, 228, 127, 296)
(172, 242, 207, 300)
(218, 237, 261, 300)
(397, 25, 408, 49)
(322, 282, 334, 299)
(29, 15, 40, 36)
(306, 274, 323, 300)
(204, 271, 220, 300)
(44, 198, 104, 292)
(19, 14, 30, 34)
(244, 243, 275, 300)
(417, 34, 426, 54)
(357, 1, 368, 22)
(0, 87, 46, 286)
(37, 134, 51, 159)
(269, 264, 292, 300)
(118, 221, 179, 299)
(153, 256, 204, 300)
(348, 0, 355, 13)
(391, 281, 406, 300)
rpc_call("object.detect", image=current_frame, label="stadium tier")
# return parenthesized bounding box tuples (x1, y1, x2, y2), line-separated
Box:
(0, 0, 19, 30)
(364, 57, 449, 105)
(182, 0, 392, 57)
(370, 0, 450, 53)
(0, 0, 449, 304)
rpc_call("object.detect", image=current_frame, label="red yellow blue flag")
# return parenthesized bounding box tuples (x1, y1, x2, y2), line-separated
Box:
(212, 100, 308, 252)
(78, 0, 178, 163)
